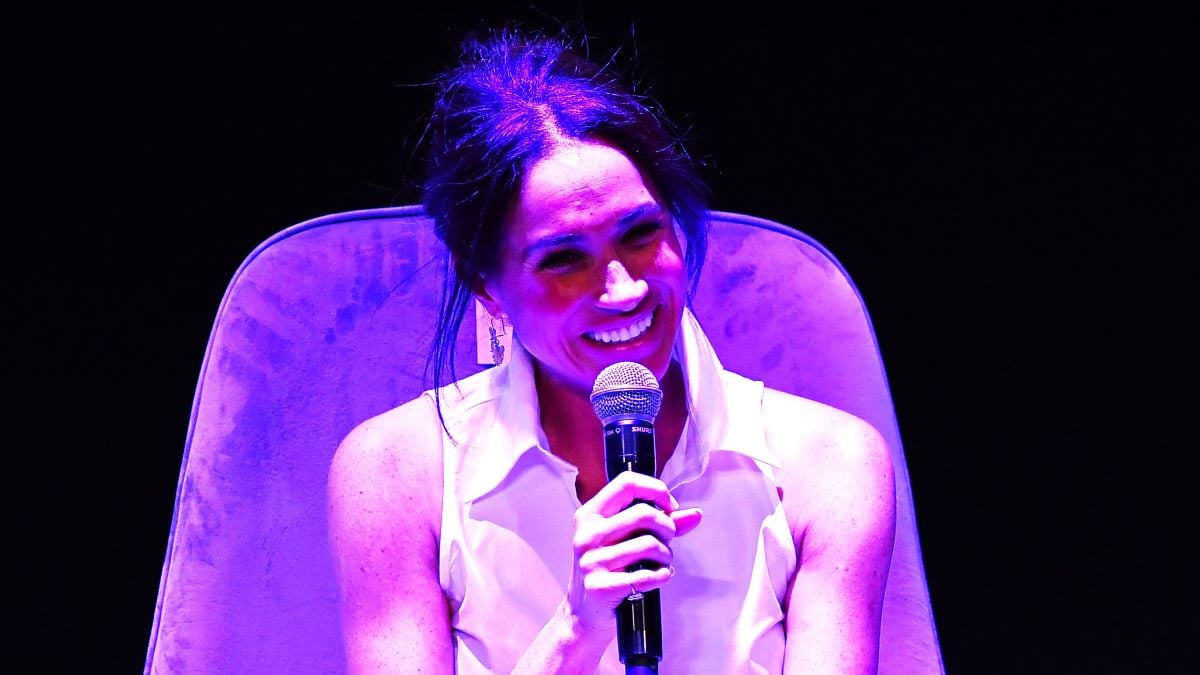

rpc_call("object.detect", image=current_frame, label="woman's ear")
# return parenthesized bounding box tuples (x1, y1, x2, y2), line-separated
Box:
(471, 274, 505, 318)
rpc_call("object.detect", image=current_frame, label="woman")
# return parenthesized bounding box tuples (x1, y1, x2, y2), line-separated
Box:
(328, 26, 896, 674)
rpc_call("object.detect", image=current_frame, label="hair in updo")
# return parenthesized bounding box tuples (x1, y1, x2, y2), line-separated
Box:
(422, 24, 710, 408)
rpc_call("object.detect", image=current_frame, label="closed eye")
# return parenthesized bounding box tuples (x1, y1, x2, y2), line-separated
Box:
(623, 221, 662, 246)
(535, 249, 587, 271)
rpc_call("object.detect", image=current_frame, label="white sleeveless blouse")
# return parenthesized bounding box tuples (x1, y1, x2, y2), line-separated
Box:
(433, 309, 796, 674)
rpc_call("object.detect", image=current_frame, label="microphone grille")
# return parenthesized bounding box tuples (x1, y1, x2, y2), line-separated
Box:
(590, 361, 663, 422)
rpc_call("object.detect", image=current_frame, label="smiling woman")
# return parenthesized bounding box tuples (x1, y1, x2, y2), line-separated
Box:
(326, 24, 900, 675)
(474, 139, 690, 507)
(475, 139, 687, 406)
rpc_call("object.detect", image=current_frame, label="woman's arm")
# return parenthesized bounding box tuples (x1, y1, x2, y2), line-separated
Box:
(327, 395, 454, 674)
(765, 389, 897, 675)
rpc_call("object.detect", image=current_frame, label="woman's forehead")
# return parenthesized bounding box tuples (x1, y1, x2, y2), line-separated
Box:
(505, 140, 662, 237)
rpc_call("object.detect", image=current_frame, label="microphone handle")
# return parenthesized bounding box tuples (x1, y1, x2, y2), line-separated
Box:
(603, 418, 662, 673)
(616, 585, 662, 672)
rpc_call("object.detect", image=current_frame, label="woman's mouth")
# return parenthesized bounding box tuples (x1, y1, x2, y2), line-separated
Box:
(586, 309, 655, 344)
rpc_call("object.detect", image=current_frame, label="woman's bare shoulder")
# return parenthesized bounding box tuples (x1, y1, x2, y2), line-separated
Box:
(336, 394, 442, 454)
(761, 388, 889, 459)
(760, 387, 895, 525)
(328, 394, 444, 522)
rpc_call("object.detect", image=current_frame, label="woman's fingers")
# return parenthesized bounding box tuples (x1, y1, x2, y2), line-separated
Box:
(574, 472, 704, 551)
(576, 501, 673, 546)
(670, 506, 704, 537)
(580, 470, 675, 518)
(585, 564, 677, 598)
(564, 472, 700, 629)
(578, 533, 672, 573)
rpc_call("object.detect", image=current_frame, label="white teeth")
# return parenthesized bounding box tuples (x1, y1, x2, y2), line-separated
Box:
(589, 313, 653, 344)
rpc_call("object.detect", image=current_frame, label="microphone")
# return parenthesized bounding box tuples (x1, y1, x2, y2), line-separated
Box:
(590, 361, 664, 675)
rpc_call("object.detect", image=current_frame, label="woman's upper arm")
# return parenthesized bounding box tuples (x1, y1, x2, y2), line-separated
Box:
(765, 390, 897, 675)
(327, 395, 454, 674)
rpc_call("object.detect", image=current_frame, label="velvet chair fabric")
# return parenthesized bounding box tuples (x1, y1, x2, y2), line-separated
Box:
(145, 205, 943, 673)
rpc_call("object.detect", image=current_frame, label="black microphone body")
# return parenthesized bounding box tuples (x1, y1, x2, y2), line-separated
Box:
(591, 362, 665, 674)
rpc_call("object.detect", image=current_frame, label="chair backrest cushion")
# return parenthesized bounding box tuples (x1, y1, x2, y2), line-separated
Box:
(145, 206, 941, 673)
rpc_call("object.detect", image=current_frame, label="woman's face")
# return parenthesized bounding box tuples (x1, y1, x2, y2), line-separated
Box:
(477, 138, 686, 397)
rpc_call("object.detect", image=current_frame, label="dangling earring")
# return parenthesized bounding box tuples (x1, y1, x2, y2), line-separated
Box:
(489, 315, 508, 365)
(474, 300, 512, 367)
(489, 325, 506, 365)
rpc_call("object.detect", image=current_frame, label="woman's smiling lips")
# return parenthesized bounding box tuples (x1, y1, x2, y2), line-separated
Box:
(585, 307, 657, 344)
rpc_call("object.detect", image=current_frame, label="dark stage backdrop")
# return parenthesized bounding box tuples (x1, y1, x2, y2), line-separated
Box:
(16, 6, 1194, 674)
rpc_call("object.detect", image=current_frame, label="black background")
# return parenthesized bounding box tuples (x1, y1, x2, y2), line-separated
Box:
(15, 4, 1195, 673)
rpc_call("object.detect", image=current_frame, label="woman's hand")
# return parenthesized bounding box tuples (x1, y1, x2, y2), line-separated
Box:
(565, 470, 703, 635)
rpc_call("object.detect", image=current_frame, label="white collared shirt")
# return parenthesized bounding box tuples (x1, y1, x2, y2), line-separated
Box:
(433, 308, 795, 674)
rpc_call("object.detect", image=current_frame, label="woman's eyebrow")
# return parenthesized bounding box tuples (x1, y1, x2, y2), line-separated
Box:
(617, 203, 662, 228)
(521, 232, 585, 260)
(520, 203, 663, 259)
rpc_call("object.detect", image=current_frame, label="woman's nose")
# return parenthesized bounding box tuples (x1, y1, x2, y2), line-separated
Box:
(597, 260, 648, 311)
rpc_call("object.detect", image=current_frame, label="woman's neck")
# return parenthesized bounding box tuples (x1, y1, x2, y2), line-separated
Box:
(535, 361, 688, 503)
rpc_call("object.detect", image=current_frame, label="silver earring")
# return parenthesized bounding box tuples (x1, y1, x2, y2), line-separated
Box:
(489, 326, 505, 365)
